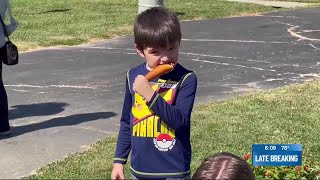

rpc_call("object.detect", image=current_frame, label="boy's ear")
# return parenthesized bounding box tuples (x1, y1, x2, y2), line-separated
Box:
(135, 44, 145, 58)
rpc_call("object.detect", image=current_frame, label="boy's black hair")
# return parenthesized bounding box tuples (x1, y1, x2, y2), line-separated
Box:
(192, 152, 255, 180)
(134, 7, 181, 51)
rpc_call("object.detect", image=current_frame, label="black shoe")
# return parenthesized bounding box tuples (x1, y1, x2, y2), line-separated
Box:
(0, 129, 11, 136)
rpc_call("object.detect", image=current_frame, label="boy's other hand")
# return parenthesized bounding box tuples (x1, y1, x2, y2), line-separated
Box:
(111, 163, 125, 180)
(133, 75, 155, 102)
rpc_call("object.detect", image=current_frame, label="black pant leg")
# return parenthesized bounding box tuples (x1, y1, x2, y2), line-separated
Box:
(0, 79, 9, 132)
(0, 44, 10, 131)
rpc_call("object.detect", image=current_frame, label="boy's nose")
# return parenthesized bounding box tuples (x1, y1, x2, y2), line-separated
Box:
(160, 55, 171, 63)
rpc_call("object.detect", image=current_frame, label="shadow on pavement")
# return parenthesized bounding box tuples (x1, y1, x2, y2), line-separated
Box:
(1, 112, 117, 140)
(9, 102, 69, 120)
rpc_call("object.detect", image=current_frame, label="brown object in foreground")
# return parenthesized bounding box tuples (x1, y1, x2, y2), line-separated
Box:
(145, 64, 174, 81)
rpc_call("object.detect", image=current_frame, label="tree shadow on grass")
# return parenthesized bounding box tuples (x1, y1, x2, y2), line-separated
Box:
(38, 9, 72, 14)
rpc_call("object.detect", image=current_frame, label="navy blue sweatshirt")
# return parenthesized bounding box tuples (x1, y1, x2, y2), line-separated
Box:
(114, 63, 197, 179)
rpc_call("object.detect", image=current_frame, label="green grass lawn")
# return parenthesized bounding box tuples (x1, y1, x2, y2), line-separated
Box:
(10, 0, 278, 51)
(25, 80, 320, 179)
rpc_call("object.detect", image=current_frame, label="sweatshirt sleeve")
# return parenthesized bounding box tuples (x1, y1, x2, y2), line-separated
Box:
(3, 0, 18, 36)
(147, 73, 197, 130)
(114, 73, 132, 164)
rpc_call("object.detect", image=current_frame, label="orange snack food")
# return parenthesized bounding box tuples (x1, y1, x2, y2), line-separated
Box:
(145, 64, 174, 81)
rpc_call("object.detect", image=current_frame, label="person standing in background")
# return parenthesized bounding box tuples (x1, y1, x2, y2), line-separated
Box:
(0, 0, 18, 136)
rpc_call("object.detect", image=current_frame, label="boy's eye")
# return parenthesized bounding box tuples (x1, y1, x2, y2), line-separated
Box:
(150, 51, 158, 54)
(169, 46, 176, 51)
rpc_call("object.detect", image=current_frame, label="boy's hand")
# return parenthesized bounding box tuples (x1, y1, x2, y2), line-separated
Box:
(133, 75, 155, 102)
(111, 163, 125, 180)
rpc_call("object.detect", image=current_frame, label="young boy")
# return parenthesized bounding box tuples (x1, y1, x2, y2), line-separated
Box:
(112, 7, 197, 180)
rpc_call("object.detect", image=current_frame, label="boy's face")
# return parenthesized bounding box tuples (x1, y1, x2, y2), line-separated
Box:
(136, 41, 179, 70)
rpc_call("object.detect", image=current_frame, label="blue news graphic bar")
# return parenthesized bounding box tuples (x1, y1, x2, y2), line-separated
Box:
(252, 144, 302, 166)
(252, 144, 302, 152)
